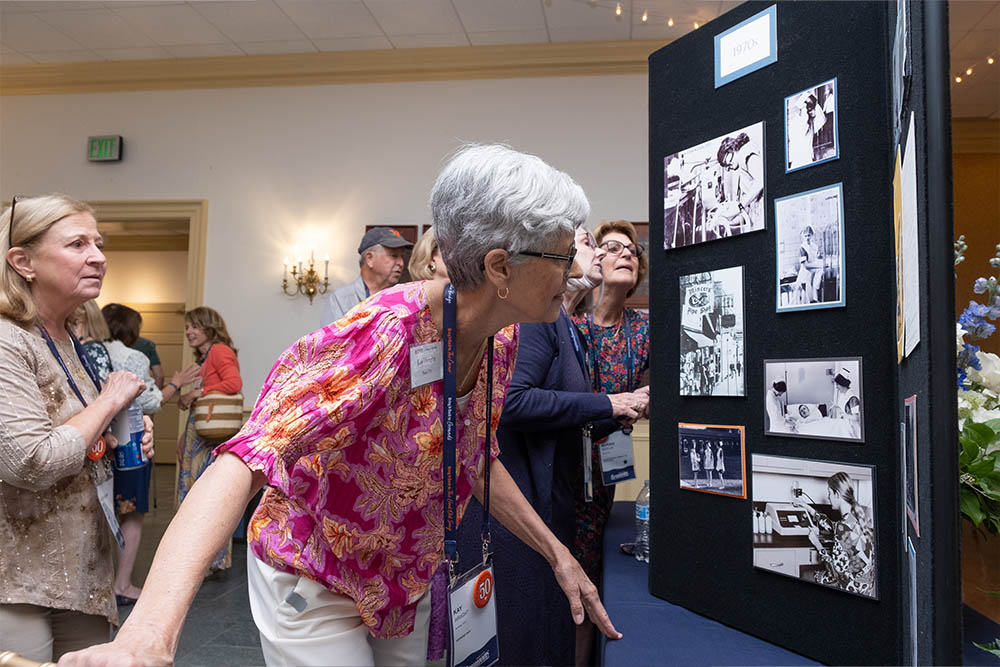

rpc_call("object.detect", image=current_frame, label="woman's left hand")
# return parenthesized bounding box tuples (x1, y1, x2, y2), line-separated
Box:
(140, 415, 155, 460)
(551, 550, 622, 640)
(178, 389, 200, 411)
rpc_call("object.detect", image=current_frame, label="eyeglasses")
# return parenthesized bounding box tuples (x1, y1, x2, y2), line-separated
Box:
(600, 239, 644, 258)
(517, 244, 578, 278)
(7, 194, 24, 249)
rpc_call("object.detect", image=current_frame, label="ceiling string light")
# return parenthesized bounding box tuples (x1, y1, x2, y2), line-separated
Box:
(548, 0, 708, 31)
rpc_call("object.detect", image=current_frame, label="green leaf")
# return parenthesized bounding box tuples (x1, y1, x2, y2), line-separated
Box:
(961, 487, 986, 526)
(964, 422, 997, 449)
(969, 458, 998, 478)
(973, 638, 1000, 658)
(962, 436, 982, 466)
(986, 418, 1000, 433)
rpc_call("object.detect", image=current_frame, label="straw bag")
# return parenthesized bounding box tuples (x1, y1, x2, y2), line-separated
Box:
(193, 391, 244, 441)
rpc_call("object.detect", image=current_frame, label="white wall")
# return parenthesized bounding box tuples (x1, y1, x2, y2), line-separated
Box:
(1, 74, 648, 398)
(98, 251, 188, 305)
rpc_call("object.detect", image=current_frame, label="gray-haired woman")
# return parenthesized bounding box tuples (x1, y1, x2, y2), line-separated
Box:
(63, 144, 621, 667)
(0, 194, 152, 663)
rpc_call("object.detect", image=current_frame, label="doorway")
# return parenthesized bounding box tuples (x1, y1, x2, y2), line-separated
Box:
(92, 200, 207, 464)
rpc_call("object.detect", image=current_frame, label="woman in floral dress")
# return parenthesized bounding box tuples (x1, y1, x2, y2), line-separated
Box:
(572, 219, 650, 664)
(796, 471, 876, 598)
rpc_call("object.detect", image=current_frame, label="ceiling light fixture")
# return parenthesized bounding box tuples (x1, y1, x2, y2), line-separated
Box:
(616, 3, 622, 18)
(955, 76, 962, 83)
(988, 57, 995, 65)
(642, 9, 648, 22)
(668, 17, 674, 26)
(966, 67, 973, 75)
(694, 21, 700, 29)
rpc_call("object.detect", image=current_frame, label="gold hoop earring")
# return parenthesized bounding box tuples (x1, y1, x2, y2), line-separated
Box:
(497, 286, 509, 300)
(429, 263, 436, 273)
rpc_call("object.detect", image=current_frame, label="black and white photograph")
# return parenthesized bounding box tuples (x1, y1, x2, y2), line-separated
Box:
(764, 357, 864, 442)
(752, 454, 878, 599)
(680, 266, 745, 396)
(664, 121, 766, 250)
(774, 183, 846, 312)
(784, 78, 839, 172)
(679, 423, 746, 498)
(904, 394, 919, 535)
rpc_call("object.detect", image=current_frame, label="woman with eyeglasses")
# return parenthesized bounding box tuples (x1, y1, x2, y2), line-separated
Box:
(0, 195, 153, 663)
(62, 145, 621, 667)
(456, 224, 648, 666)
(571, 219, 651, 665)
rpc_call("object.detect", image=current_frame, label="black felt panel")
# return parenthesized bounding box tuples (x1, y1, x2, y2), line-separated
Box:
(645, 2, 914, 665)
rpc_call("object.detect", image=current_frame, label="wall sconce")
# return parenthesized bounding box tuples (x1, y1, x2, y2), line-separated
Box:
(283, 250, 329, 304)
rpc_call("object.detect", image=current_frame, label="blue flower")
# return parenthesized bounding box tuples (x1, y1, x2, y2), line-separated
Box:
(960, 303, 997, 339)
(974, 278, 989, 294)
(959, 342, 982, 373)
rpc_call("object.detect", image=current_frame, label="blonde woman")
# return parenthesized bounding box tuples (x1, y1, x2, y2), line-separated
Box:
(407, 226, 449, 282)
(0, 194, 151, 662)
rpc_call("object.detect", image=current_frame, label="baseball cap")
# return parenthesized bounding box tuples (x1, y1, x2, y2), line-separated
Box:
(358, 227, 414, 254)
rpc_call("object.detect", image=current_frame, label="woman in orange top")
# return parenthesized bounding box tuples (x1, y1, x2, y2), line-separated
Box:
(175, 306, 242, 572)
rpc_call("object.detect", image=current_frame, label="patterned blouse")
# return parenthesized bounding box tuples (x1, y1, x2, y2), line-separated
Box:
(0, 317, 117, 624)
(812, 504, 876, 597)
(217, 282, 518, 638)
(573, 310, 651, 395)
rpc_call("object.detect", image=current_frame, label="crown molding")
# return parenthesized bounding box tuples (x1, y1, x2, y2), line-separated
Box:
(952, 119, 1000, 154)
(0, 39, 662, 96)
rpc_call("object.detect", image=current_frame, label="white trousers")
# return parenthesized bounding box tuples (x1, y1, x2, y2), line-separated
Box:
(247, 554, 431, 667)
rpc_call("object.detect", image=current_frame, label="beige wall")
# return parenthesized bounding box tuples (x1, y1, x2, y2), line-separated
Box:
(0, 74, 648, 398)
(98, 251, 188, 306)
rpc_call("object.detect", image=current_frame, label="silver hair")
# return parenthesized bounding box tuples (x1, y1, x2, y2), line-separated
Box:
(431, 143, 590, 290)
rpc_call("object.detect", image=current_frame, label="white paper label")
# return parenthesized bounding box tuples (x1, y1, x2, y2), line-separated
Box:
(409, 342, 443, 388)
(718, 11, 772, 79)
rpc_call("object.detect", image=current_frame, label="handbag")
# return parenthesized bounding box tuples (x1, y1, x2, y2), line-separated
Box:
(192, 391, 244, 441)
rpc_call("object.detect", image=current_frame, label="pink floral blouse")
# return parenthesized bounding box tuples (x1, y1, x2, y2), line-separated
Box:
(217, 282, 518, 638)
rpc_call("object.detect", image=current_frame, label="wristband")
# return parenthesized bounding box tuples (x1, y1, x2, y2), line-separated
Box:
(168, 382, 179, 391)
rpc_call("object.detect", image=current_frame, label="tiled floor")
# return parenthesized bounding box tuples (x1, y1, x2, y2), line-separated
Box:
(118, 464, 265, 667)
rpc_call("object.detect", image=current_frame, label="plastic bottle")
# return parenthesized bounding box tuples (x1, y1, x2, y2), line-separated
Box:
(113, 401, 147, 470)
(764, 511, 774, 534)
(753, 510, 760, 534)
(634, 479, 650, 563)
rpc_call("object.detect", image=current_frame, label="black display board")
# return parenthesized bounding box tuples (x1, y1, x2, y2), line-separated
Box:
(646, 2, 958, 665)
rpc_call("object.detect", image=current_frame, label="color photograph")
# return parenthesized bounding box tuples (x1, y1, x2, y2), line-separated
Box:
(680, 266, 745, 396)
(679, 423, 746, 498)
(774, 183, 846, 312)
(784, 78, 839, 172)
(664, 121, 766, 250)
(752, 454, 878, 599)
(764, 357, 864, 442)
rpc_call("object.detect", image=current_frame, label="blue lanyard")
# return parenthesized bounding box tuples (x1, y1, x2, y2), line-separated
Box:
(38, 326, 102, 406)
(563, 308, 587, 375)
(585, 310, 634, 392)
(442, 283, 494, 575)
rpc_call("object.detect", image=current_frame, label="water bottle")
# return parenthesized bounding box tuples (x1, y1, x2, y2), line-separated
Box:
(634, 479, 650, 563)
(112, 401, 146, 470)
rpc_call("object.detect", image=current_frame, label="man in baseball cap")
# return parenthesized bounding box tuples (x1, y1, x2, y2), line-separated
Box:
(321, 227, 414, 325)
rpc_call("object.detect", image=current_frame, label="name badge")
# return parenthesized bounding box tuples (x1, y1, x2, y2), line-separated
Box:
(599, 430, 636, 486)
(94, 468, 125, 549)
(448, 562, 499, 667)
(410, 342, 444, 388)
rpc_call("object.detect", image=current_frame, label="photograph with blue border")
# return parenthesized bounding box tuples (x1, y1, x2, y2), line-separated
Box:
(774, 183, 846, 313)
(784, 77, 840, 173)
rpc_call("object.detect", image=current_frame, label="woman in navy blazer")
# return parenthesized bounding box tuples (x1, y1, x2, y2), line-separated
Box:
(458, 225, 650, 666)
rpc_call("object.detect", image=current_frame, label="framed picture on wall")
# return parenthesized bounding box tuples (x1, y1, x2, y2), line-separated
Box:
(751, 454, 878, 600)
(678, 423, 746, 498)
(663, 121, 766, 250)
(774, 183, 846, 312)
(784, 77, 839, 173)
(763, 357, 864, 442)
(679, 266, 745, 396)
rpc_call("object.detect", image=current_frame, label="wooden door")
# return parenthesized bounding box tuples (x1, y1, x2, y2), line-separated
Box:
(127, 302, 186, 464)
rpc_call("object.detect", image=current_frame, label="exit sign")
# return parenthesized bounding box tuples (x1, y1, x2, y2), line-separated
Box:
(87, 135, 122, 162)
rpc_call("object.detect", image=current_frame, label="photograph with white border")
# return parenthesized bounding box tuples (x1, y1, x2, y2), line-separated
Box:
(680, 266, 745, 396)
(785, 78, 839, 172)
(763, 357, 864, 442)
(775, 183, 846, 312)
(664, 121, 766, 250)
(752, 454, 877, 599)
